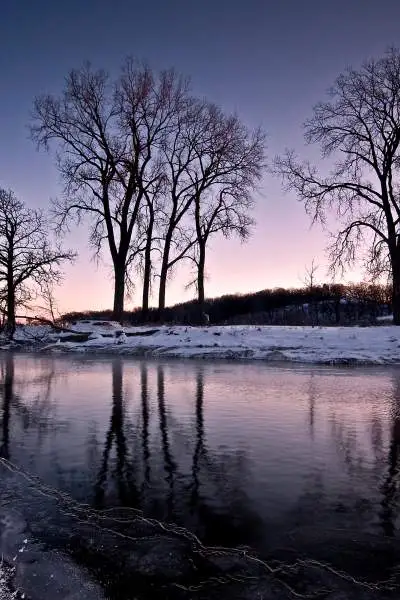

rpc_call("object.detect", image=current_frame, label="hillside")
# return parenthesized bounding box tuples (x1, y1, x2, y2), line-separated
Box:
(61, 283, 392, 326)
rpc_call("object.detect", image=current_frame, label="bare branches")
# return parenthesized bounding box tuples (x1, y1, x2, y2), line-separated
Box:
(31, 61, 189, 319)
(31, 58, 265, 316)
(274, 49, 400, 323)
(0, 189, 75, 337)
(157, 98, 265, 308)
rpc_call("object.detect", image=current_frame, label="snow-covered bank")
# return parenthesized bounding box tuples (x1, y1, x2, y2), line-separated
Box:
(3, 321, 400, 365)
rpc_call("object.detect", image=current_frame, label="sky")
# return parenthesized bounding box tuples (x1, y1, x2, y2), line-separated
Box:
(1, 0, 400, 312)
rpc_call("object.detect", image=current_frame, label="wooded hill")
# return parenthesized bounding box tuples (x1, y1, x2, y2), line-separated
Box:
(62, 282, 392, 326)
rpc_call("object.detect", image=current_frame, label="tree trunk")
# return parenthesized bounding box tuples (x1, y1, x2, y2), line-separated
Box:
(5, 284, 16, 339)
(392, 263, 400, 325)
(158, 270, 167, 313)
(142, 213, 154, 318)
(113, 263, 125, 323)
(197, 243, 206, 314)
(158, 233, 172, 312)
(142, 261, 151, 318)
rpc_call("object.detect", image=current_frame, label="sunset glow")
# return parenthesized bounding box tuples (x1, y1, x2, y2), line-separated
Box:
(0, 1, 396, 312)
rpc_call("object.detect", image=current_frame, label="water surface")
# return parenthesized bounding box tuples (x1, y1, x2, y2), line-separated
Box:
(1, 353, 400, 596)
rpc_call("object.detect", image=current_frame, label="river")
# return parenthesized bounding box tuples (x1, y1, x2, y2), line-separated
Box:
(1, 352, 400, 599)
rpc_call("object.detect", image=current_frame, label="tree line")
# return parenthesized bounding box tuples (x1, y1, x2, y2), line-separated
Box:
(3, 48, 400, 333)
(62, 282, 391, 326)
(1, 61, 265, 335)
(32, 61, 265, 320)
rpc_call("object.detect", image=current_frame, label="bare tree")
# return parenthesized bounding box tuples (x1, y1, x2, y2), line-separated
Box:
(158, 100, 265, 312)
(156, 99, 203, 312)
(138, 177, 167, 317)
(190, 188, 255, 310)
(302, 259, 319, 326)
(303, 258, 319, 291)
(275, 48, 400, 323)
(190, 111, 264, 310)
(31, 60, 188, 321)
(0, 189, 74, 338)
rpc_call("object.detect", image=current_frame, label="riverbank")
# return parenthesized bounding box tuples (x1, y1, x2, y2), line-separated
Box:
(2, 321, 400, 365)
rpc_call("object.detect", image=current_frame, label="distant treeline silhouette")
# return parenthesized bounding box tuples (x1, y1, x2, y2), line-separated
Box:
(61, 282, 392, 326)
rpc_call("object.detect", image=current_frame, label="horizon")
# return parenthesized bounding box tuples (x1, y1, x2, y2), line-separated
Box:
(2, 0, 399, 313)
(58, 279, 390, 319)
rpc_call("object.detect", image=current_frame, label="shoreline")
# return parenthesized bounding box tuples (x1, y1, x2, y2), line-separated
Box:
(1, 322, 400, 366)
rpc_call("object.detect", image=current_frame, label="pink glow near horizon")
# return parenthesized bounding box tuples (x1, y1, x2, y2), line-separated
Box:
(53, 194, 364, 314)
(3, 1, 388, 315)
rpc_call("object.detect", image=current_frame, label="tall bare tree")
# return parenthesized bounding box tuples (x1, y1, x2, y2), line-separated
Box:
(31, 60, 188, 321)
(0, 189, 74, 338)
(137, 178, 167, 317)
(190, 112, 264, 310)
(275, 48, 400, 324)
(156, 99, 203, 311)
(302, 259, 319, 326)
(158, 100, 265, 311)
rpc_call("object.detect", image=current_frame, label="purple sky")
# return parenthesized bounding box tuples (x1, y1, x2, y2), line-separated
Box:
(1, 0, 400, 312)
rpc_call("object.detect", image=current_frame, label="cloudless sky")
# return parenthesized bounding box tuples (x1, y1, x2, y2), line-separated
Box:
(1, 0, 400, 312)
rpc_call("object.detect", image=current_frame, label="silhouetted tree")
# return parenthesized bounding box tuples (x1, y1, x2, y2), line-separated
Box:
(0, 189, 74, 338)
(302, 259, 319, 325)
(31, 61, 187, 321)
(190, 111, 264, 311)
(275, 48, 400, 324)
(158, 100, 264, 312)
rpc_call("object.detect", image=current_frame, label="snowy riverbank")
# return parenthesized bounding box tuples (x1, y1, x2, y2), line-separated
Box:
(2, 321, 400, 365)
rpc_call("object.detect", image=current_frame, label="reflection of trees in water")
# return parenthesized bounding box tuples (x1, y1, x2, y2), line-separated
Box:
(0, 354, 13, 459)
(90, 360, 263, 547)
(0, 354, 60, 460)
(157, 365, 177, 518)
(1, 355, 267, 549)
(307, 372, 316, 438)
(190, 367, 205, 509)
(153, 364, 264, 547)
(330, 418, 363, 476)
(328, 375, 400, 537)
(380, 375, 400, 537)
(140, 364, 150, 486)
(13, 366, 58, 446)
(94, 360, 138, 508)
(302, 371, 400, 538)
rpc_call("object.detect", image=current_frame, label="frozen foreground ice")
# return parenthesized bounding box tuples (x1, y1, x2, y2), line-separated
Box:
(1, 457, 400, 600)
(3, 321, 400, 365)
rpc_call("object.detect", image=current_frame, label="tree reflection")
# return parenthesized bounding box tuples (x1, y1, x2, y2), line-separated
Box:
(0, 354, 13, 459)
(85, 360, 267, 548)
(380, 374, 400, 537)
(140, 363, 150, 486)
(0, 354, 61, 461)
(13, 363, 57, 445)
(155, 364, 265, 548)
(307, 372, 316, 438)
(157, 365, 177, 517)
(190, 367, 205, 508)
(94, 360, 138, 508)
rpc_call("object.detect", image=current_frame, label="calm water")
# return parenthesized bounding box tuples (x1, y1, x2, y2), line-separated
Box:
(1, 352, 400, 594)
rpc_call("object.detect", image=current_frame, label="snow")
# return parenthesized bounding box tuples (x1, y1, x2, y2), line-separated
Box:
(2, 320, 400, 365)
